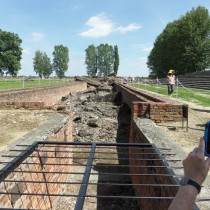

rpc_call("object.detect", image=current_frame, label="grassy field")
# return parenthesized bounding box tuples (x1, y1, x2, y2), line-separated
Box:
(0, 78, 68, 90)
(130, 83, 210, 107)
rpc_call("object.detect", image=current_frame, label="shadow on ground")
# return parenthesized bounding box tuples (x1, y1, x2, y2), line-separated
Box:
(94, 103, 139, 210)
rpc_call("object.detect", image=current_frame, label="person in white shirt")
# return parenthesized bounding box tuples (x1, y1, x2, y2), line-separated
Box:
(166, 69, 176, 97)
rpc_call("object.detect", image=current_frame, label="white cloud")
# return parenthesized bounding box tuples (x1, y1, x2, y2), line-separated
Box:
(31, 32, 45, 41)
(79, 13, 114, 38)
(80, 13, 141, 38)
(116, 23, 141, 33)
(143, 47, 153, 52)
(22, 47, 32, 55)
(135, 44, 153, 53)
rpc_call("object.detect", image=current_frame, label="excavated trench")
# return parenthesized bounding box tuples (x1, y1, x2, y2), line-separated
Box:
(55, 91, 140, 209)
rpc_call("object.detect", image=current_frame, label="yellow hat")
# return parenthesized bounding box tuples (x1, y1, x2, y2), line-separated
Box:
(168, 69, 175, 74)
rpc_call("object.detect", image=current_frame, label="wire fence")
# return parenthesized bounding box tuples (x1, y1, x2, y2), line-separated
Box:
(0, 78, 72, 90)
(129, 77, 210, 125)
(130, 77, 210, 102)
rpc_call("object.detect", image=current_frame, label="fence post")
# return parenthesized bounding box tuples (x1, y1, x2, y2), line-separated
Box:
(156, 78, 158, 93)
(176, 78, 179, 98)
(22, 78, 25, 88)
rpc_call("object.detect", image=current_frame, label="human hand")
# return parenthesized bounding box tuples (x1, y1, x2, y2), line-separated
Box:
(182, 137, 210, 185)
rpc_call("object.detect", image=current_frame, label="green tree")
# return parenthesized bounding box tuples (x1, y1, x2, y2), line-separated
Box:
(97, 44, 114, 77)
(33, 50, 52, 78)
(113, 45, 119, 75)
(52, 45, 69, 78)
(147, 6, 210, 78)
(147, 22, 178, 78)
(42, 53, 52, 78)
(85, 44, 119, 77)
(85, 45, 97, 77)
(0, 29, 22, 76)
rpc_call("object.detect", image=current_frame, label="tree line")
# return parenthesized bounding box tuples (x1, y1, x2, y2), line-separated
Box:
(0, 29, 70, 78)
(147, 6, 210, 78)
(0, 29, 119, 78)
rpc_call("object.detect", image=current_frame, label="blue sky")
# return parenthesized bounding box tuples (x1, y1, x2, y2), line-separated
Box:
(1, 0, 210, 77)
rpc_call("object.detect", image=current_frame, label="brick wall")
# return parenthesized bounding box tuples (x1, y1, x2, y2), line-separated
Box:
(0, 82, 87, 109)
(0, 113, 73, 209)
(129, 120, 178, 210)
(129, 118, 179, 209)
(132, 102, 183, 123)
(113, 83, 185, 123)
(129, 118, 200, 210)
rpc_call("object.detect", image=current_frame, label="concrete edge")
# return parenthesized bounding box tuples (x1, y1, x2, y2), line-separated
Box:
(134, 118, 210, 207)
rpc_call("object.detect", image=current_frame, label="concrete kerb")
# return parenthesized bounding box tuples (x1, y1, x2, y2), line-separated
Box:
(134, 118, 187, 158)
(134, 118, 210, 209)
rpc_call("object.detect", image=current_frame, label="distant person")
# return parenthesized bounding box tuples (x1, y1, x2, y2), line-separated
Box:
(168, 137, 210, 210)
(125, 76, 128, 83)
(166, 70, 176, 97)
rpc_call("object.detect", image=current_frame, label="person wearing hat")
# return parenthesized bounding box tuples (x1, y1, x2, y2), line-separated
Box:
(166, 69, 176, 97)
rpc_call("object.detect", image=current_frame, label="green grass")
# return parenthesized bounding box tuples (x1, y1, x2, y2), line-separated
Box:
(130, 83, 210, 107)
(0, 79, 67, 90)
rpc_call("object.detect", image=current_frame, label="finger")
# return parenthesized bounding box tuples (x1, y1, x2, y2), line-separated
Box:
(188, 148, 197, 156)
(205, 157, 210, 168)
(197, 137, 205, 155)
(188, 151, 193, 156)
(193, 147, 198, 153)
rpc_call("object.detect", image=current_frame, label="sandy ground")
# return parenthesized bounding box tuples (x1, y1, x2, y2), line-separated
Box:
(0, 110, 50, 152)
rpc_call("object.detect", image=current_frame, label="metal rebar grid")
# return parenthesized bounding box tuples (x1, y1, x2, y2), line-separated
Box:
(0, 141, 199, 210)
